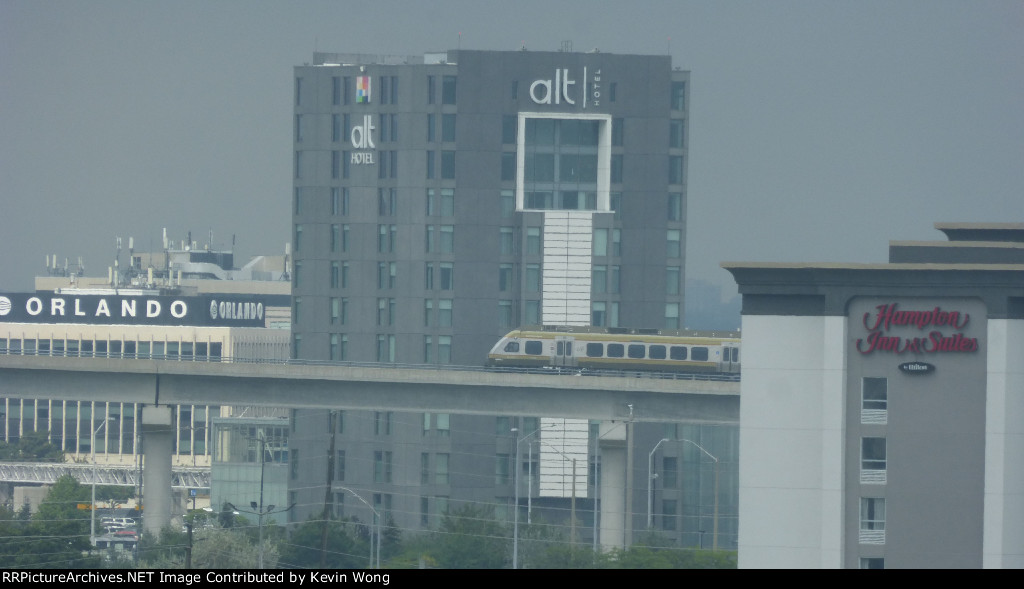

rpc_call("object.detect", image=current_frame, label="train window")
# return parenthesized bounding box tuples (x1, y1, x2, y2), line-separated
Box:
(628, 344, 645, 359)
(607, 343, 624, 358)
(556, 342, 564, 355)
(525, 340, 543, 355)
(649, 345, 666, 360)
(503, 342, 520, 353)
(586, 343, 604, 357)
(691, 347, 709, 361)
(731, 347, 739, 362)
(670, 346, 687, 360)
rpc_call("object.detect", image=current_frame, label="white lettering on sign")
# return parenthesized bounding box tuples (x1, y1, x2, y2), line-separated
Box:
(350, 114, 376, 165)
(530, 69, 577, 105)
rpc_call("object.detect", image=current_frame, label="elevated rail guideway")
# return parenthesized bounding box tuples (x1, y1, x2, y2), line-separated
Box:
(0, 354, 738, 540)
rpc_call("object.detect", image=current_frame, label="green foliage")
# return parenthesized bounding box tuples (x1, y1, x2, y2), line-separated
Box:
(277, 516, 366, 569)
(0, 430, 65, 462)
(1, 475, 102, 568)
(432, 504, 509, 569)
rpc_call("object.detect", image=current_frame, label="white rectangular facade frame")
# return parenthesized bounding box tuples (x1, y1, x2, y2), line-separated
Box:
(515, 111, 613, 213)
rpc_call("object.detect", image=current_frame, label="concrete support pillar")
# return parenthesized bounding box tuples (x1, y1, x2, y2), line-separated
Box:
(598, 421, 627, 550)
(141, 405, 174, 539)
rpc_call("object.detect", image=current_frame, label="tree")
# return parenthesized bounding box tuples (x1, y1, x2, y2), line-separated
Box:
(0, 430, 64, 462)
(431, 504, 509, 569)
(15, 475, 102, 568)
(278, 517, 365, 569)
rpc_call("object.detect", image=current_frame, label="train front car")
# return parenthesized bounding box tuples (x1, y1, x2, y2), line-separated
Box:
(486, 329, 553, 369)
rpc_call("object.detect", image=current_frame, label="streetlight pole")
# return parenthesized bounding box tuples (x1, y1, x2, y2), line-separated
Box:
(337, 486, 380, 569)
(647, 438, 669, 530)
(678, 438, 719, 551)
(511, 423, 556, 569)
(90, 419, 107, 547)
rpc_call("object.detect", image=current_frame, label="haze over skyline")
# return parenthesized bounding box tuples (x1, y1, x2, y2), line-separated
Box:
(2, 1, 1021, 301)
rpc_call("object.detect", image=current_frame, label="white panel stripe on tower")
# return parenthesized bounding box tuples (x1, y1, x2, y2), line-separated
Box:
(542, 211, 593, 326)
(538, 417, 590, 499)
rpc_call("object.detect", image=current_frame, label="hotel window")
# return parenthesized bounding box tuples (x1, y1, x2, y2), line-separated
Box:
(440, 189, 454, 216)
(670, 81, 685, 111)
(438, 299, 452, 327)
(862, 377, 888, 424)
(666, 266, 680, 295)
(424, 335, 434, 363)
(526, 227, 542, 255)
(344, 76, 352, 105)
(611, 154, 623, 184)
(374, 451, 393, 483)
(665, 303, 680, 329)
(592, 265, 607, 294)
(859, 498, 886, 544)
(330, 297, 341, 324)
(292, 297, 301, 325)
(662, 457, 678, 489)
(441, 151, 455, 179)
(341, 263, 349, 288)
(295, 114, 303, 142)
(438, 335, 452, 364)
(332, 114, 341, 142)
(331, 224, 340, 252)
(426, 150, 435, 179)
(439, 262, 453, 290)
(421, 454, 430, 484)
(441, 114, 456, 142)
(331, 150, 339, 179)
(498, 300, 514, 329)
(332, 76, 341, 105)
(427, 113, 436, 142)
(860, 558, 885, 569)
(661, 499, 677, 531)
(526, 264, 541, 293)
(293, 224, 303, 253)
(499, 264, 514, 291)
(379, 76, 389, 105)
(424, 300, 433, 327)
(374, 411, 393, 436)
(670, 119, 685, 149)
(861, 437, 887, 484)
(593, 228, 608, 257)
(511, 80, 518, 100)
(376, 334, 395, 363)
(496, 453, 512, 485)
(592, 302, 607, 327)
(525, 300, 540, 325)
(501, 190, 515, 218)
(500, 227, 515, 255)
(669, 155, 684, 185)
(336, 450, 345, 481)
(440, 225, 454, 253)
(329, 334, 339, 361)
(442, 75, 457, 104)
(523, 118, 602, 211)
(427, 75, 435, 104)
(668, 193, 683, 221)
(501, 152, 516, 181)
(502, 115, 517, 144)
(295, 77, 303, 106)
(435, 453, 450, 484)
(667, 229, 681, 258)
(290, 449, 299, 479)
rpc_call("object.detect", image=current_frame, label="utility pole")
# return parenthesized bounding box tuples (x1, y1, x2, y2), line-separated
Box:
(321, 411, 338, 568)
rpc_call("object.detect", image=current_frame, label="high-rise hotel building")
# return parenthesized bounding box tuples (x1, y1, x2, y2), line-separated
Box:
(287, 49, 715, 544)
(290, 48, 688, 365)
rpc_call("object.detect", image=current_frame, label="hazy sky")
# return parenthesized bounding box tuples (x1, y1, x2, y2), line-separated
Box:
(1, 1, 1021, 297)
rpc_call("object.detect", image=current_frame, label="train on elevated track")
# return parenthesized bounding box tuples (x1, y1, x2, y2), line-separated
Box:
(487, 325, 741, 375)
